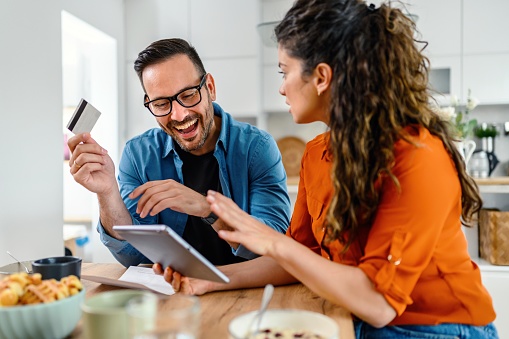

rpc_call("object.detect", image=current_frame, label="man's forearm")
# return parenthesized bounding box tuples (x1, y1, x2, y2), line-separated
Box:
(97, 191, 132, 240)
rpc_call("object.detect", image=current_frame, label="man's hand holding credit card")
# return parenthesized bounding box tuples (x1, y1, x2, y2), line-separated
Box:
(66, 98, 118, 201)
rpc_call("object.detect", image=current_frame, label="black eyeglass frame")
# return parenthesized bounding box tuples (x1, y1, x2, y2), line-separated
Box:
(144, 73, 208, 117)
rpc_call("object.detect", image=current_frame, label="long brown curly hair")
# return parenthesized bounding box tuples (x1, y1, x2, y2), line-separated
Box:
(275, 0, 481, 250)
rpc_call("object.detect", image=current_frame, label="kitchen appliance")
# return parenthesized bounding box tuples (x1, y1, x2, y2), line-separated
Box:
(469, 151, 490, 178)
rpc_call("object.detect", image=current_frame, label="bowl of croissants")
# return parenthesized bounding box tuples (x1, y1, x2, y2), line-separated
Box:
(0, 272, 84, 339)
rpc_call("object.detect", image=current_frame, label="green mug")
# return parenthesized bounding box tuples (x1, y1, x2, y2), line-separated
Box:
(81, 290, 157, 339)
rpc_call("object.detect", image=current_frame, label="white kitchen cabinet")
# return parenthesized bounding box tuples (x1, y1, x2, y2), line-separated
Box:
(461, 0, 509, 104)
(260, 0, 293, 64)
(463, 0, 509, 55)
(368, 1, 463, 103)
(259, 0, 293, 119)
(480, 271, 509, 338)
(411, 0, 509, 104)
(428, 56, 462, 105)
(262, 64, 286, 113)
(463, 54, 509, 104)
(190, 0, 259, 59)
(190, 0, 261, 122)
(411, 0, 462, 57)
(124, 0, 190, 61)
(261, 0, 293, 24)
(258, 0, 292, 128)
(204, 57, 260, 118)
(406, 0, 462, 103)
(463, 181, 509, 338)
(125, 63, 158, 139)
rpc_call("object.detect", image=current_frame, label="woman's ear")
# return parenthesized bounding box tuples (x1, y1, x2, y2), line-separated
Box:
(313, 63, 332, 96)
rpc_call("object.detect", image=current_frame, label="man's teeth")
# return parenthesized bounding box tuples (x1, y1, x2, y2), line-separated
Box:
(175, 119, 198, 130)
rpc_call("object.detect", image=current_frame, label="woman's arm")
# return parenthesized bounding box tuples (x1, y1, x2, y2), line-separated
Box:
(154, 255, 298, 295)
(208, 191, 396, 327)
(269, 233, 396, 327)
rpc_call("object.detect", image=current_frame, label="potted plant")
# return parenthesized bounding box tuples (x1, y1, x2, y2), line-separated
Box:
(433, 89, 479, 166)
(433, 89, 479, 139)
(474, 123, 499, 139)
(473, 122, 499, 176)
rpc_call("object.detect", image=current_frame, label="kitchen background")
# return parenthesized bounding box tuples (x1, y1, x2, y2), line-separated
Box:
(1, 0, 508, 335)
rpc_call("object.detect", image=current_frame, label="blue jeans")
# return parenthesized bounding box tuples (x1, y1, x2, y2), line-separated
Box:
(354, 321, 499, 338)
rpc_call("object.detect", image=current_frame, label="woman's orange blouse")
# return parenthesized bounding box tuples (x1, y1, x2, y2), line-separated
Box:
(287, 129, 495, 326)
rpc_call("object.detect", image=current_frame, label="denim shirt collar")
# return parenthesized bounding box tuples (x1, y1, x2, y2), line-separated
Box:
(162, 102, 227, 158)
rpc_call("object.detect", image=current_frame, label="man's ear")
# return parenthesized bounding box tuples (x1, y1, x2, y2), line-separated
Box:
(313, 63, 332, 96)
(205, 73, 217, 101)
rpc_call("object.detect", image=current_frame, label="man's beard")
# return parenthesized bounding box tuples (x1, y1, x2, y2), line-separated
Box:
(173, 109, 213, 153)
(161, 100, 214, 153)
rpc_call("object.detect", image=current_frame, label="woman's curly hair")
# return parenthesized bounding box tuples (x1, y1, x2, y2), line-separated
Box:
(275, 0, 481, 250)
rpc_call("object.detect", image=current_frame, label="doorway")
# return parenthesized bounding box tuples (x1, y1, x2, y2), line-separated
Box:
(61, 10, 118, 262)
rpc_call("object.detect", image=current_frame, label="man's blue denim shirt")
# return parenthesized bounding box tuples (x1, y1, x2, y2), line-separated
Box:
(98, 103, 291, 267)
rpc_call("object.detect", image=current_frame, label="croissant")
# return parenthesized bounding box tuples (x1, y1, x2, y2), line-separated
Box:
(0, 273, 82, 307)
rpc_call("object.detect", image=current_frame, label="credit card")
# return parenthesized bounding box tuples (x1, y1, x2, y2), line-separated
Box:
(66, 98, 101, 134)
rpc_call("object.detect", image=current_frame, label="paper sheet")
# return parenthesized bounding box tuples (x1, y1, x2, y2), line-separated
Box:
(119, 266, 174, 295)
(82, 266, 174, 295)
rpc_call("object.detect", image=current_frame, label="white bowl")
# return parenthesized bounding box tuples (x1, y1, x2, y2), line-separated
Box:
(229, 308, 339, 339)
(0, 289, 85, 339)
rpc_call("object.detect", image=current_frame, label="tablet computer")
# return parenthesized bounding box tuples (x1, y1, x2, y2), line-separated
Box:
(112, 225, 230, 283)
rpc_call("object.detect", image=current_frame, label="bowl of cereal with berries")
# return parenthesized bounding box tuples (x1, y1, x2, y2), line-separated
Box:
(229, 309, 339, 339)
(0, 272, 84, 339)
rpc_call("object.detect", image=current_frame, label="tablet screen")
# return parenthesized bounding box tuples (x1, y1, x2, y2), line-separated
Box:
(113, 225, 230, 283)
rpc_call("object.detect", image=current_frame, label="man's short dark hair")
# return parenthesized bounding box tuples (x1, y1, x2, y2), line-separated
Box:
(134, 38, 206, 88)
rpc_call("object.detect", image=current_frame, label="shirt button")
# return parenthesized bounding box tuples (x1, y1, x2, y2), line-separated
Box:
(387, 254, 401, 265)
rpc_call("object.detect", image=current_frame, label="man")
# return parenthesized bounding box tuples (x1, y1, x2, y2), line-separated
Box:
(68, 38, 291, 267)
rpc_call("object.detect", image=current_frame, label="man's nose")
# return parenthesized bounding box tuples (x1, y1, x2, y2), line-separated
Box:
(170, 102, 189, 122)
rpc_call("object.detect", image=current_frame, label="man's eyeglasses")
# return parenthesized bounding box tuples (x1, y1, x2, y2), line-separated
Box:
(144, 73, 207, 117)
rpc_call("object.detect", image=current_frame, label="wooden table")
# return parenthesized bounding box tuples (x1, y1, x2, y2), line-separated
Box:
(69, 263, 355, 338)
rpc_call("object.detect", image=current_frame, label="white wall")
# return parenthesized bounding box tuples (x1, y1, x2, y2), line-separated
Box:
(0, 0, 125, 266)
(123, 0, 189, 140)
(0, 1, 63, 265)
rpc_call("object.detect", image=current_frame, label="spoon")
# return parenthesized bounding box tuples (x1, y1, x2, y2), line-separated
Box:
(247, 284, 274, 338)
(6, 251, 30, 274)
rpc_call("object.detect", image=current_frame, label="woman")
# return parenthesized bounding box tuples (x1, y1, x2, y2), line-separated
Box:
(154, 0, 498, 337)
